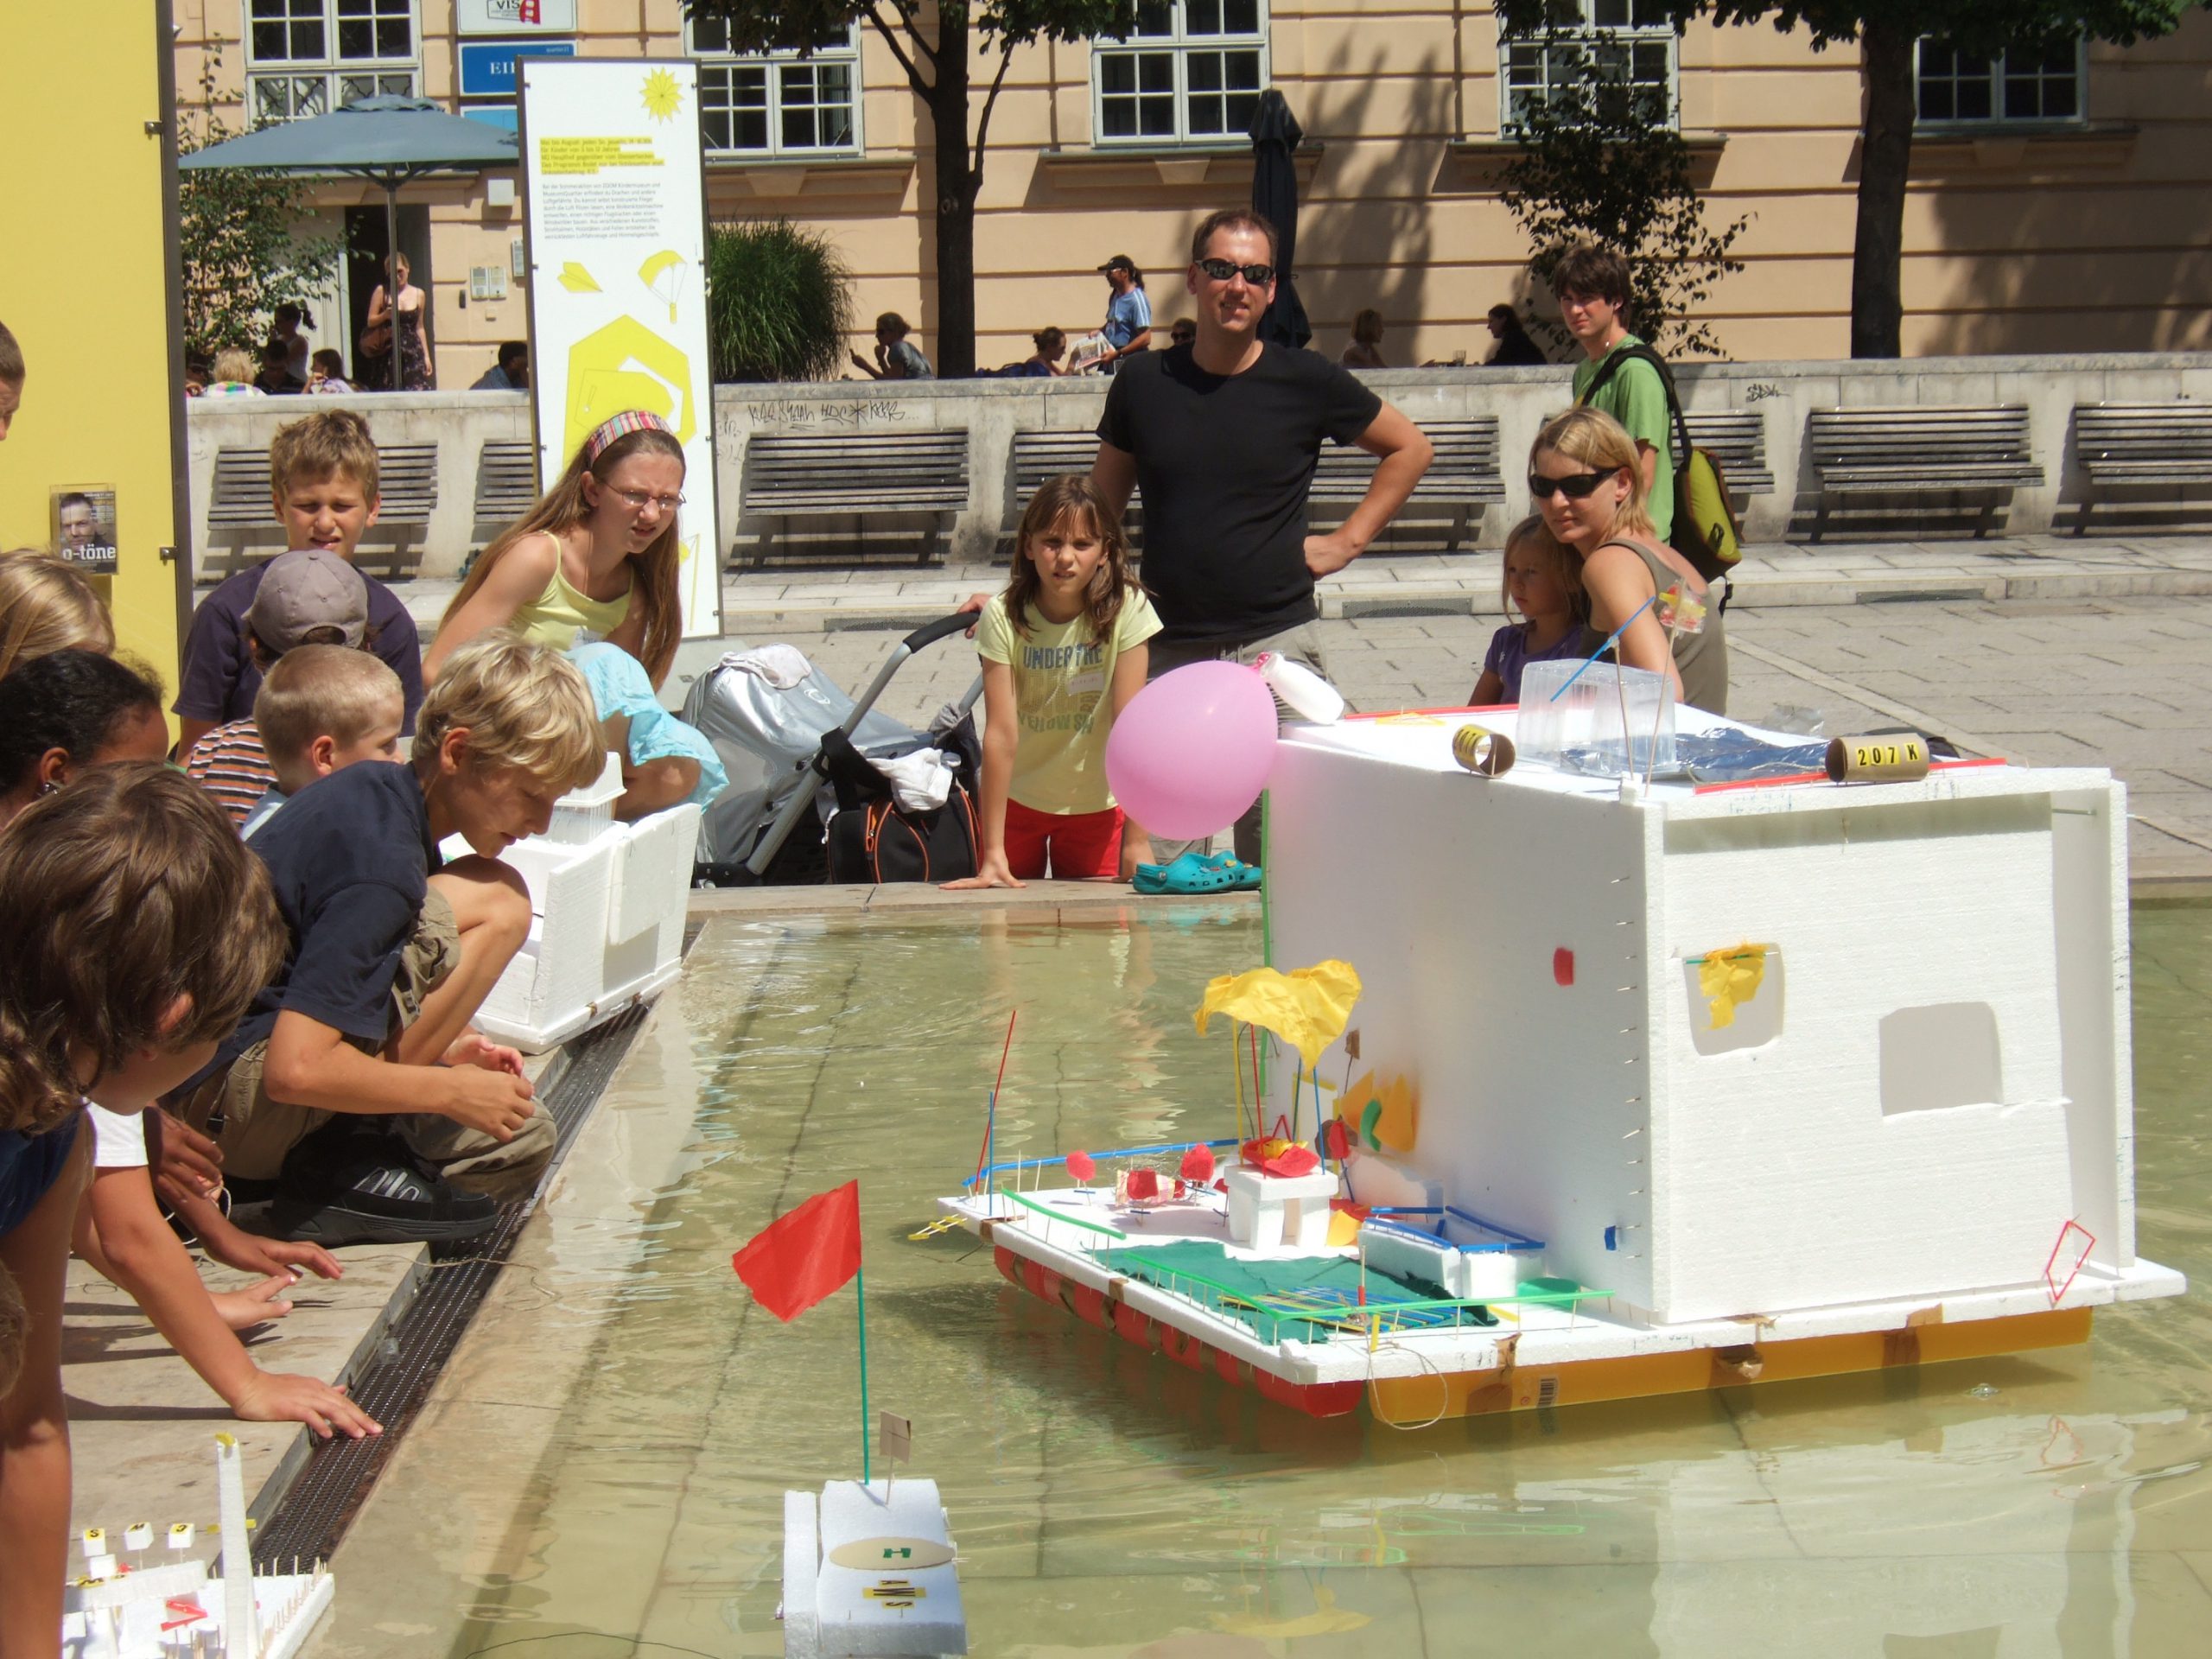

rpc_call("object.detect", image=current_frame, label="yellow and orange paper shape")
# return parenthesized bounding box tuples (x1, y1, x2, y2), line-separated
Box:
(1338, 1071, 1418, 1154)
(1698, 944, 1768, 1029)
(1193, 958, 1361, 1070)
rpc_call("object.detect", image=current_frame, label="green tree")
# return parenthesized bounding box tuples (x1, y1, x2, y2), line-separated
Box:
(707, 219, 858, 382)
(1497, 0, 2205, 358)
(684, 0, 1138, 378)
(1501, 68, 1748, 358)
(176, 89, 342, 363)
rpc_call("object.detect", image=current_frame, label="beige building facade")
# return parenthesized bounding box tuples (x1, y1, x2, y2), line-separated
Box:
(173, 0, 2212, 388)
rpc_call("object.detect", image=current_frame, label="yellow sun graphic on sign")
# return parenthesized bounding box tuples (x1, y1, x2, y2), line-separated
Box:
(641, 68, 683, 122)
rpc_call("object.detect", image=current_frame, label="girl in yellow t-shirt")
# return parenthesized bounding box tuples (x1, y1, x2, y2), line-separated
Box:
(947, 476, 1160, 889)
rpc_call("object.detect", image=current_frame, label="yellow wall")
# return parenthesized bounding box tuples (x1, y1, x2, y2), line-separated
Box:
(2, 3, 186, 697)
(172, 1, 2212, 380)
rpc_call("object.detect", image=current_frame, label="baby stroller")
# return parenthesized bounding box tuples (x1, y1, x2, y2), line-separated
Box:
(684, 613, 983, 886)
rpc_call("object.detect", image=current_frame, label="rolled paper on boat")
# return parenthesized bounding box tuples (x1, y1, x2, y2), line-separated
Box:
(1825, 734, 1931, 784)
(1452, 724, 1516, 778)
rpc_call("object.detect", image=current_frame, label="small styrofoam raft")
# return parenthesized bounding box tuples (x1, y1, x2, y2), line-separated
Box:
(783, 1478, 966, 1658)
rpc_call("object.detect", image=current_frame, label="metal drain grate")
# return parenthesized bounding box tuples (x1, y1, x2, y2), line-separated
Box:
(249, 1004, 648, 1567)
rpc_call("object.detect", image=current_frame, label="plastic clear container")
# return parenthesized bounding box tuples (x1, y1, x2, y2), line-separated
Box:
(546, 751, 625, 845)
(1517, 658, 1676, 776)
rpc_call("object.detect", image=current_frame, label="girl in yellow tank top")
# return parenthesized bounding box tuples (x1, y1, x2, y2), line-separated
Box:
(426, 411, 717, 819)
(426, 409, 685, 686)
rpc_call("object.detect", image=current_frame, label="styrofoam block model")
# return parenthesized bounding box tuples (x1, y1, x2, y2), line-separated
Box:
(62, 1439, 333, 1657)
(1224, 1167, 1338, 1250)
(1357, 1219, 1525, 1300)
(784, 1478, 966, 1658)
(1263, 710, 2151, 1325)
(467, 799, 702, 1053)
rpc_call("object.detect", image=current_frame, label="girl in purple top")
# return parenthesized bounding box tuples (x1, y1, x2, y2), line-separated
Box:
(1471, 514, 1588, 705)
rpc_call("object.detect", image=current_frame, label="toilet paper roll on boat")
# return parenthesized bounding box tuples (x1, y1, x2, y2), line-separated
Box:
(1825, 734, 1931, 784)
(1452, 723, 1516, 777)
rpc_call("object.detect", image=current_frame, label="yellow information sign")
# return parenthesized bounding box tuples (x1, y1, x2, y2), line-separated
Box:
(0, 4, 188, 707)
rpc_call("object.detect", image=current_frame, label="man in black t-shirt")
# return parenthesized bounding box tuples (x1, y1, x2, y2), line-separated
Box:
(1093, 208, 1433, 861)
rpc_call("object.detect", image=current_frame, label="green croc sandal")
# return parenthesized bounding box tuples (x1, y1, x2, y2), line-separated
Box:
(1134, 851, 1244, 895)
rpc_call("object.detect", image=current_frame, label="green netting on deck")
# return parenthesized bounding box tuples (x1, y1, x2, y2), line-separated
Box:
(1097, 1239, 1502, 1343)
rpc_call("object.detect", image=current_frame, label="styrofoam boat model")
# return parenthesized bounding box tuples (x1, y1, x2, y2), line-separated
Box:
(61, 1437, 332, 1657)
(940, 706, 2186, 1421)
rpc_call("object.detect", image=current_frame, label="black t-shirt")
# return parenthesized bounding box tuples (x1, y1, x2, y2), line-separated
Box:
(1098, 343, 1382, 647)
(217, 761, 442, 1070)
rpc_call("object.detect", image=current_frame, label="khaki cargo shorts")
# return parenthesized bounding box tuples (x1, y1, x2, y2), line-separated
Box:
(178, 887, 509, 1185)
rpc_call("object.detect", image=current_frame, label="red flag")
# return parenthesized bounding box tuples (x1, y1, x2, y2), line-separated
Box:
(732, 1181, 861, 1322)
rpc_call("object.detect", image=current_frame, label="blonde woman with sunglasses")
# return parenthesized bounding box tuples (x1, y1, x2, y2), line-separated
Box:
(1527, 405, 1729, 713)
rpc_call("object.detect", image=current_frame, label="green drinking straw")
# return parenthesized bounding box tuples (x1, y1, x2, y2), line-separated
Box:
(856, 1265, 869, 1484)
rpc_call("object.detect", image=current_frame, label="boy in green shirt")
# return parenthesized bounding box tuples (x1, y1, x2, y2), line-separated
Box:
(1557, 245, 1675, 543)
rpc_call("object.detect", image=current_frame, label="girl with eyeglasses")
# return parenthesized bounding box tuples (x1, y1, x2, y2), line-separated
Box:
(1527, 406, 1729, 713)
(428, 411, 726, 819)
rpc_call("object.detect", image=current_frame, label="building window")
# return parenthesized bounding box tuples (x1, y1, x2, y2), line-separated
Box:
(245, 0, 417, 124)
(1094, 0, 1268, 146)
(690, 19, 861, 156)
(1498, 0, 1677, 131)
(1916, 38, 2084, 125)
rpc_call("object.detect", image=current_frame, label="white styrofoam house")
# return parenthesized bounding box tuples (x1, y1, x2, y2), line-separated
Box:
(458, 758, 701, 1053)
(1262, 713, 2171, 1327)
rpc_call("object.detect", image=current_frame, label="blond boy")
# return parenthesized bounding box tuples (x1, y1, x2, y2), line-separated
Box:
(174, 409, 423, 755)
(242, 645, 405, 838)
(175, 636, 603, 1246)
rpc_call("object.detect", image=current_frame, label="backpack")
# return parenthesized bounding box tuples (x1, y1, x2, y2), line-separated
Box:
(818, 723, 982, 885)
(1580, 342, 1744, 587)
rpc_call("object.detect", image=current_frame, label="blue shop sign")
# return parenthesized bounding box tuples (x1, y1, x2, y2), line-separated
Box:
(458, 38, 576, 99)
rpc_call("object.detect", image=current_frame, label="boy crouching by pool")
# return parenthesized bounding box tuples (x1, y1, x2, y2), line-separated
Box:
(174, 636, 606, 1247)
(242, 644, 406, 838)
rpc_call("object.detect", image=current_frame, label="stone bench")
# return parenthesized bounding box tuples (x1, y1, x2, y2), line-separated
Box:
(1805, 404, 2044, 538)
(740, 429, 971, 563)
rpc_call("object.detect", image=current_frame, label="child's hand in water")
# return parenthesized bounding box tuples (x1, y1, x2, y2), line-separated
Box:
(944, 851, 1024, 892)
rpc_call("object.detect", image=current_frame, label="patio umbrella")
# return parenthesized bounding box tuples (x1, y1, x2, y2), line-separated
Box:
(1248, 90, 1311, 351)
(176, 96, 518, 289)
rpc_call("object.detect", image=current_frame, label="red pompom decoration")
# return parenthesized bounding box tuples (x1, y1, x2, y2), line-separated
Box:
(1179, 1143, 1217, 1184)
(1065, 1151, 1096, 1183)
(1123, 1167, 1161, 1201)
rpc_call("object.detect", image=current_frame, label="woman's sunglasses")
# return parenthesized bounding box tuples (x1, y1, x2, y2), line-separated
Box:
(1527, 468, 1621, 501)
(1196, 257, 1276, 286)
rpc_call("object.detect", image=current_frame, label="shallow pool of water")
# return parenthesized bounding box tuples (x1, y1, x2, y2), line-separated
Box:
(435, 899, 2211, 1657)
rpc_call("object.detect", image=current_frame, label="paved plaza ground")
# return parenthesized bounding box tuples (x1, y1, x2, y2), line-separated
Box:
(578, 533, 2212, 883)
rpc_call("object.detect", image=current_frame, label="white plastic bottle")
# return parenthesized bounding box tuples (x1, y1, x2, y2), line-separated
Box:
(1253, 652, 1345, 725)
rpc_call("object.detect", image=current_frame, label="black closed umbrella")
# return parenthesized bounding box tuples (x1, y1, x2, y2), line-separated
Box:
(1248, 91, 1310, 351)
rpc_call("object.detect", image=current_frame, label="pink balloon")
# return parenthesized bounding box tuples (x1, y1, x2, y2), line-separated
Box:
(1105, 661, 1279, 839)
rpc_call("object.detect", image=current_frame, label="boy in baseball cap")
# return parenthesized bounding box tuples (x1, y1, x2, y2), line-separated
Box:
(184, 548, 379, 827)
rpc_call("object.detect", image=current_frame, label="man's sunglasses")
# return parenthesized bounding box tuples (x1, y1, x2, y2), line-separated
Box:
(1196, 257, 1275, 286)
(1527, 468, 1621, 500)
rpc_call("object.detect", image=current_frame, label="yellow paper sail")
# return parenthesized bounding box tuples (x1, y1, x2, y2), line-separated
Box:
(1193, 959, 1362, 1070)
(1698, 944, 1767, 1028)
